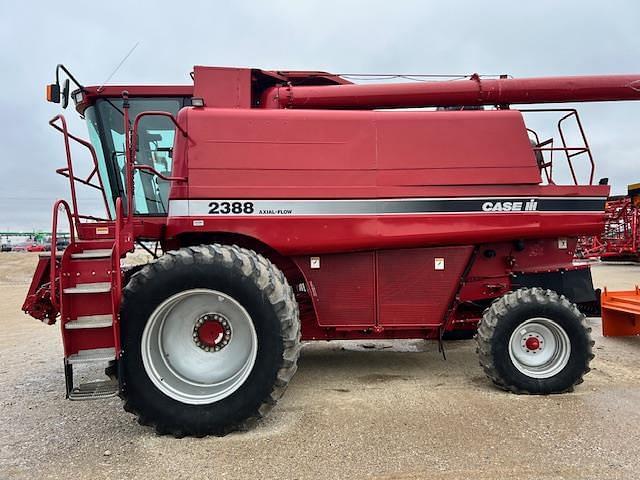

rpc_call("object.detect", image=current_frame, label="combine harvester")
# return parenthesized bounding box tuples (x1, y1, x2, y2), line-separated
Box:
(22, 65, 640, 436)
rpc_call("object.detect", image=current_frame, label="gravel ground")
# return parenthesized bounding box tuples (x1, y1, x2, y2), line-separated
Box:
(1, 254, 639, 480)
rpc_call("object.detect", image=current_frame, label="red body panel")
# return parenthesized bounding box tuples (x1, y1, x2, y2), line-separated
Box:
(294, 252, 376, 327)
(291, 246, 473, 329)
(174, 107, 541, 201)
(376, 247, 473, 327)
(165, 212, 604, 255)
(192, 66, 252, 108)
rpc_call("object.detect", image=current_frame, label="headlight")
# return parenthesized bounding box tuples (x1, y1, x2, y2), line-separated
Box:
(72, 90, 84, 105)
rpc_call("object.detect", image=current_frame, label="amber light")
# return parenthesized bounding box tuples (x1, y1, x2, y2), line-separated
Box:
(46, 84, 60, 103)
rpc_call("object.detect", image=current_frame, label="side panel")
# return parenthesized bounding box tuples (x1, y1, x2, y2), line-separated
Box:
(192, 66, 252, 108)
(186, 108, 377, 200)
(293, 252, 376, 328)
(166, 210, 606, 256)
(180, 108, 540, 200)
(512, 268, 597, 304)
(377, 246, 473, 327)
(293, 246, 473, 329)
(376, 110, 540, 187)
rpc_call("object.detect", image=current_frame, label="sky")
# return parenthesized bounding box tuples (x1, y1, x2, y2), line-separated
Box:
(1, 0, 639, 231)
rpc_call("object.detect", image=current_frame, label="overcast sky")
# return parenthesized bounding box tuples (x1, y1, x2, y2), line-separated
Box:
(1, 0, 639, 231)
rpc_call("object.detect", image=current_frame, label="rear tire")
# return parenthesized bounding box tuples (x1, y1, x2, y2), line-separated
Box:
(476, 288, 594, 394)
(120, 244, 300, 436)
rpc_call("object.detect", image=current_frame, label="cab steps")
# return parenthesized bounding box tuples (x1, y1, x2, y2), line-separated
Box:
(60, 241, 122, 401)
(64, 314, 113, 330)
(69, 380, 119, 401)
(65, 348, 119, 400)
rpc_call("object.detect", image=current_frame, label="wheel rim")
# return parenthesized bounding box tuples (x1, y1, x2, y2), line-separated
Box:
(141, 288, 257, 404)
(508, 317, 571, 379)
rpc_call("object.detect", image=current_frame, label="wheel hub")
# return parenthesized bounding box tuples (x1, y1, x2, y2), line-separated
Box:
(524, 335, 542, 352)
(508, 317, 571, 379)
(141, 289, 258, 404)
(193, 313, 232, 352)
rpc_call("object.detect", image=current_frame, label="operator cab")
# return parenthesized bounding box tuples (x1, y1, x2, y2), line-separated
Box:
(84, 96, 190, 217)
(46, 65, 192, 219)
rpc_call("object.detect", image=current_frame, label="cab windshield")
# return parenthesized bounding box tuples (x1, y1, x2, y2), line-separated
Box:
(85, 97, 189, 217)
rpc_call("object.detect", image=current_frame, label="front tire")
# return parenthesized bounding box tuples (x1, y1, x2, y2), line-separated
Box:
(120, 244, 300, 437)
(476, 288, 594, 394)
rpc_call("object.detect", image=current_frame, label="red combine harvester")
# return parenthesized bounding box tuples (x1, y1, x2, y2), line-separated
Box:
(577, 184, 640, 262)
(23, 65, 640, 436)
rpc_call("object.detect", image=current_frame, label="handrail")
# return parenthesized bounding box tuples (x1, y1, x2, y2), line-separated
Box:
(520, 108, 594, 185)
(133, 164, 187, 182)
(49, 115, 112, 222)
(76, 213, 111, 222)
(55, 167, 102, 190)
(124, 109, 188, 218)
(558, 110, 595, 185)
(50, 199, 75, 309)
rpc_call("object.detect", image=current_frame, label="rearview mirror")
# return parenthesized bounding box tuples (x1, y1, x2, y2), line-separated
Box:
(49, 65, 84, 109)
(61, 79, 70, 109)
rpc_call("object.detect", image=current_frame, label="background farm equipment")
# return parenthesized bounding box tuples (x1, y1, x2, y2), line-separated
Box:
(577, 184, 640, 262)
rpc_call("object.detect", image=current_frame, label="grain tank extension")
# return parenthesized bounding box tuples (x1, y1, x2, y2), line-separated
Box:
(22, 64, 640, 436)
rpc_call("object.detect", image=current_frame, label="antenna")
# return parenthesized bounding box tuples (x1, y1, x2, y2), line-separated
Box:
(97, 41, 140, 92)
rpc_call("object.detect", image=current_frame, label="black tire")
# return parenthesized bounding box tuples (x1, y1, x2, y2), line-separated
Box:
(120, 244, 300, 437)
(476, 288, 594, 394)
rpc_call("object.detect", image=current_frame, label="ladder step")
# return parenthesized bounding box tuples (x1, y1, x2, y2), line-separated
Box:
(69, 380, 118, 401)
(67, 347, 116, 365)
(65, 314, 113, 330)
(38, 251, 64, 258)
(63, 282, 111, 294)
(71, 249, 112, 259)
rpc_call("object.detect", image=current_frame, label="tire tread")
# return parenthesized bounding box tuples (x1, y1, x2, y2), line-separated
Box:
(120, 244, 301, 437)
(475, 287, 593, 394)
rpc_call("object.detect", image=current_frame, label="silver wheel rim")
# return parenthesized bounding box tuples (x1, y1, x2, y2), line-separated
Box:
(141, 288, 257, 404)
(508, 317, 571, 379)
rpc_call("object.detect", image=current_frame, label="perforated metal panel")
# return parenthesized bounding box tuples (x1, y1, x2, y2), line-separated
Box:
(377, 246, 473, 326)
(293, 252, 375, 327)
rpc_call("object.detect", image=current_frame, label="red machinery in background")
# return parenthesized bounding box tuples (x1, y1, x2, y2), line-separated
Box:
(577, 183, 640, 262)
(579, 184, 640, 338)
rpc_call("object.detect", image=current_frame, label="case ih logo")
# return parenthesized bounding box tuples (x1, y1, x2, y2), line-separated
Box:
(482, 199, 538, 212)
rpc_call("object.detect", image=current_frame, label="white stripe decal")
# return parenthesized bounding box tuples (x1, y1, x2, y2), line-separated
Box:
(168, 197, 607, 217)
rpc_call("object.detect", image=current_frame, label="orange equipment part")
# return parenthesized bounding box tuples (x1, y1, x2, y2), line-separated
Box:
(601, 286, 640, 337)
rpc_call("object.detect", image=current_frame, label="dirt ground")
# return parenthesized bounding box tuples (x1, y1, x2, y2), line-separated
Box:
(0, 253, 639, 480)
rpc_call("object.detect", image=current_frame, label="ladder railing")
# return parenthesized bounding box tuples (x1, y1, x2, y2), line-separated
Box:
(49, 114, 111, 226)
(50, 199, 75, 310)
(521, 109, 595, 185)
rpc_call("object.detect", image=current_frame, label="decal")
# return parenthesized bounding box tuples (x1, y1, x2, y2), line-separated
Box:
(481, 199, 538, 212)
(208, 201, 254, 215)
(168, 197, 606, 217)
